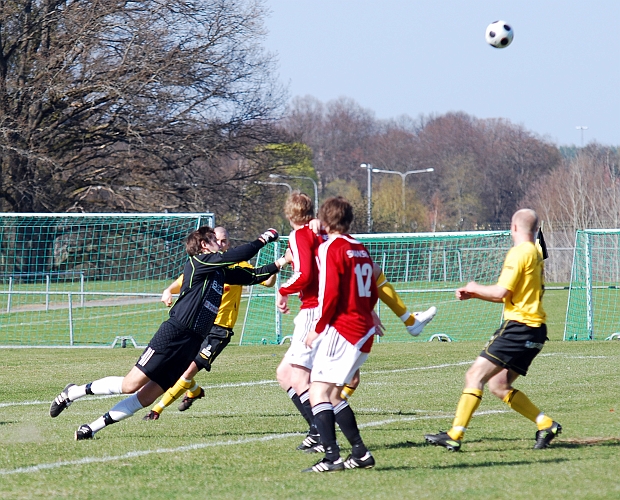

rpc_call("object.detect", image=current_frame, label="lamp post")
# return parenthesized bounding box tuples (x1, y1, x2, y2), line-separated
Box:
(370, 167, 434, 214)
(360, 163, 373, 232)
(361, 164, 434, 231)
(576, 126, 588, 147)
(254, 180, 292, 194)
(269, 174, 318, 212)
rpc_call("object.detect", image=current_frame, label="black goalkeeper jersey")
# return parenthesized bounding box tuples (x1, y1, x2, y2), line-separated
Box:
(169, 239, 278, 336)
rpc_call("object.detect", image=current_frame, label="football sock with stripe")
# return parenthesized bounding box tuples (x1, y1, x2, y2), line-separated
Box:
(334, 400, 367, 457)
(376, 270, 409, 319)
(288, 388, 312, 427)
(340, 385, 356, 401)
(89, 393, 145, 434)
(186, 380, 202, 398)
(502, 389, 554, 429)
(68, 376, 124, 401)
(153, 377, 193, 414)
(448, 388, 483, 441)
(299, 390, 316, 430)
(312, 402, 340, 461)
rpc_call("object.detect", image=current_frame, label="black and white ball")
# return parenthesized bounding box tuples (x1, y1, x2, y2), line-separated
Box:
(485, 20, 514, 49)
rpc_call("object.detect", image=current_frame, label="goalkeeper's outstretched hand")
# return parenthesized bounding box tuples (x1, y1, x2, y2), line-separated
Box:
(259, 228, 279, 244)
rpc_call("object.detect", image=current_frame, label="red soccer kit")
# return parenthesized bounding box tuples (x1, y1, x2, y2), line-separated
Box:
(278, 225, 320, 309)
(315, 234, 378, 353)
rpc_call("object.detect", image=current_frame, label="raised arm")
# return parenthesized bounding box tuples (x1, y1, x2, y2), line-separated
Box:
(223, 259, 285, 286)
(278, 230, 317, 296)
(191, 229, 279, 277)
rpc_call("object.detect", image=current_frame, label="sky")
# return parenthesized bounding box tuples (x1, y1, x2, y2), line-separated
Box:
(263, 0, 620, 147)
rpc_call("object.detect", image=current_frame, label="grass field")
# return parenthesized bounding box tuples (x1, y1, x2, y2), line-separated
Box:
(0, 284, 573, 346)
(1, 338, 620, 500)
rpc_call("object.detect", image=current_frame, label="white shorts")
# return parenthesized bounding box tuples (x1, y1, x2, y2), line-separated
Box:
(310, 325, 370, 386)
(283, 307, 320, 370)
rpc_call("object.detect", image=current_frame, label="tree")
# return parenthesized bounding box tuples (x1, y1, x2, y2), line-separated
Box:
(322, 179, 366, 233)
(524, 145, 620, 233)
(280, 98, 564, 233)
(372, 176, 429, 232)
(0, 0, 284, 213)
(281, 95, 377, 191)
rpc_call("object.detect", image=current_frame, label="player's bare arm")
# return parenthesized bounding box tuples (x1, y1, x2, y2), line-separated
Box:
(161, 277, 183, 307)
(456, 281, 510, 303)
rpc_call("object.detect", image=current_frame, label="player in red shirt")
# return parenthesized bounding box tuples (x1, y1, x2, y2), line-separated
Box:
(275, 192, 323, 450)
(303, 196, 378, 473)
(276, 192, 438, 454)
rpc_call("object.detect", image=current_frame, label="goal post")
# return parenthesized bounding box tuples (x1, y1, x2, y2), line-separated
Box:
(239, 231, 513, 345)
(564, 229, 620, 341)
(0, 213, 213, 347)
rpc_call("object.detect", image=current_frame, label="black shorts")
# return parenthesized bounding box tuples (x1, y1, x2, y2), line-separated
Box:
(480, 320, 548, 376)
(135, 319, 204, 390)
(193, 325, 234, 372)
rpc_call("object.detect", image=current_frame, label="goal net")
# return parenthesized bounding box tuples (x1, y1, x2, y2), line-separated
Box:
(0, 213, 213, 347)
(240, 231, 513, 345)
(564, 229, 620, 340)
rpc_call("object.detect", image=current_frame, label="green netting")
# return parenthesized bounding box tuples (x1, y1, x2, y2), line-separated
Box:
(564, 230, 620, 340)
(240, 231, 513, 345)
(0, 213, 213, 347)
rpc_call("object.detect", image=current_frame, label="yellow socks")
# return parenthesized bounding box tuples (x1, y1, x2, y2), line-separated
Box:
(502, 389, 553, 430)
(186, 381, 203, 399)
(153, 377, 193, 414)
(448, 388, 483, 441)
(376, 271, 410, 319)
(340, 385, 356, 401)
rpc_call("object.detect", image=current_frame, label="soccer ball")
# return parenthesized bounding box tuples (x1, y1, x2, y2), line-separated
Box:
(485, 20, 514, 49)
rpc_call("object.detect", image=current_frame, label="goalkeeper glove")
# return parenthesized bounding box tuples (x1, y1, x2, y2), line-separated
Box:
(259, 228, 279, 244)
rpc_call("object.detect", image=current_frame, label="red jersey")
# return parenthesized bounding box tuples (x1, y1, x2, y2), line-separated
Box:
(315, 234, 378, 352)
(278, 225, 320, 309)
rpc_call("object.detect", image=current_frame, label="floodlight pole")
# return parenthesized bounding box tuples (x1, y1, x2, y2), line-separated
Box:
(576, 126, 588, 147)
(254, 180, 292, 194)
(269, 174, 318, 212)
(370, 167, 435, 213)
(360, 163, 373, 232)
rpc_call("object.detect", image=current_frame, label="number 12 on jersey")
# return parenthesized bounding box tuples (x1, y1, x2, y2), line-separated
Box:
(355, 263, 373, 297)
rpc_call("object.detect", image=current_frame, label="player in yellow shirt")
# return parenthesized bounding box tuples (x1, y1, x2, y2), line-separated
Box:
(143, 226, 281, 419)
(425, 209, 561, 451)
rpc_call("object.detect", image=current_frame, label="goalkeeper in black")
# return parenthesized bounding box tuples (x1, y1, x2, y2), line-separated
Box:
(49, 226, 285, 440)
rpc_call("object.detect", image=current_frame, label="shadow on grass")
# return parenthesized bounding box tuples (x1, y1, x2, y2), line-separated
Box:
(379, 456, 571, 472)
(377, 436, 501, 451)
(554, 437, 620, 448)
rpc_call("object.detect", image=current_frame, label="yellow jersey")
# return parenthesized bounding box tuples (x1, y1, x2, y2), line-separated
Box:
(174, 261, 254, 330)
(497, 241, 546, 327)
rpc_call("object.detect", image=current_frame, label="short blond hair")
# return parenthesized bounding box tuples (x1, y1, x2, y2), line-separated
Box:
(284, 190, 314, 225)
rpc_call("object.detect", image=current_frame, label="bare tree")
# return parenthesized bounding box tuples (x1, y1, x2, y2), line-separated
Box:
(525, 146, 620, 232)
(281, 99, 563, 233)
(0, 0, 285, 213)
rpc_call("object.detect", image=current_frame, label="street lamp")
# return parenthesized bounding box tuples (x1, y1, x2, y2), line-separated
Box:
(576, 126, 588, 147)
(360, 163, 373, 232)
(370, 167, 434, 214)
(361, 164, 434, 232)
(269, 174, 319, 212)
(254, 180, 292, 194)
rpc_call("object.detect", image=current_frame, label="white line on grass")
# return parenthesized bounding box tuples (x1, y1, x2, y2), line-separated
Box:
(539, 353, 609, 359)
(2, 361, 480, 409)
(3, 354, 607, 410)
(0, 409, 508, 476)
(363, 361, 472, 375)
